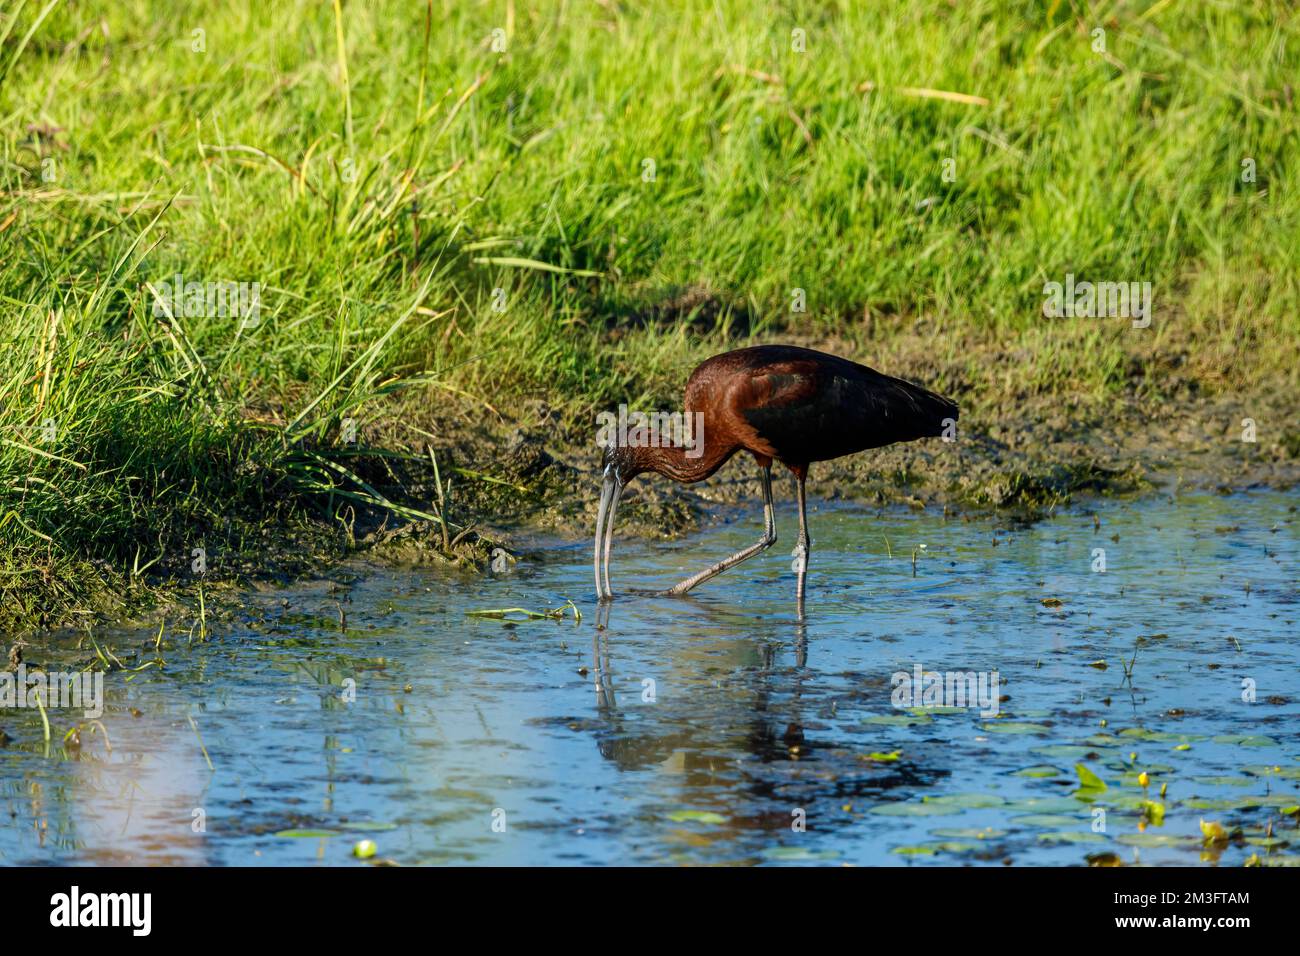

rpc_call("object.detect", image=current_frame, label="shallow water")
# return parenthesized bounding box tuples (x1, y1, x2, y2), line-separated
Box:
(2, 490, 1298, 866)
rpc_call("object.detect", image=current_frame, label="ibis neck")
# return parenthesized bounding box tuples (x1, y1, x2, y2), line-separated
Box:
(630, 438, 735, 484)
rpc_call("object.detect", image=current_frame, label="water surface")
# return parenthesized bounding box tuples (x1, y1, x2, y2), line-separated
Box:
(2, 490, 1297, 865)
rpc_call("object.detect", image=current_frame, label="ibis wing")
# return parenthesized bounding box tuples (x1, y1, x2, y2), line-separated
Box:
(735, 361, 956, 463)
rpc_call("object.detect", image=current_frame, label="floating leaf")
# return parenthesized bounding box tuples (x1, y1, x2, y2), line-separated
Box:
(668, 810, 726, 824)
(922, 792, 1005, 808)
(865, 750, 902, 762)
(1113, 766, 1173, 785)
(871, 802, 961, 817)
(1182, 797, 1235, 811)
(1005, 796, 1091, 813)
(1075, 762, 1108, 792)
(1190, 776, 1254, 787)
(1245, 837, 1290, 848)
(1013, 813, 1089, 827)
(1098, 793, 1152, 812)
(1116, 832, 1199, 848)
(1117, 728, 1204, 743)
(1212, 734, 1278, 748)
(466, 601, 581, 623)
(930, 827, 1006, 840)
(1038, 831, 1107, 844)
(983, 722, 1051, 735)
(890, 844, 937, 856)
(1243, 765, 1300, 779)
(761, 847, 839, 861)
(274, 829, 341, 838)
(1033, 745, 1114, 760)
(1232, 794, 1299, 809)
(1013, 765, 1062, 778)
(892, 841, 978, 855)
(863, 714, 932, 727)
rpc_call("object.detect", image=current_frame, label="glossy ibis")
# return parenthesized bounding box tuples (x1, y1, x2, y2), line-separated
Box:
(594, 344, 957, 607)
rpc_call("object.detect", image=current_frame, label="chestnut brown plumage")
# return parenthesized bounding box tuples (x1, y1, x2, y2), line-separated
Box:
(595, 344, 957, 608)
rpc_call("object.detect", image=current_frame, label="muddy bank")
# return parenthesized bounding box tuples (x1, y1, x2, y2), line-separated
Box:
(9, 326, 1297, 637)
(385, 329, 1299, 555)
(401, 396, 1296, 559)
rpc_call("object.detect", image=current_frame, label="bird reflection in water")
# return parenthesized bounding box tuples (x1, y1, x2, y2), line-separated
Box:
(587, 600, 810, 772)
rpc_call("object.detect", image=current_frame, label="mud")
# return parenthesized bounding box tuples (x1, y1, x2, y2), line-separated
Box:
(373, 327, 1298, 557)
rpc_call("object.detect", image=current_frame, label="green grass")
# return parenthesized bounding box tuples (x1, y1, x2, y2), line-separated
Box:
(2, 0, 1298, 629)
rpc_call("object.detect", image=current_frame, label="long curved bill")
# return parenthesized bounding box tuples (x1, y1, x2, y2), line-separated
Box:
(593, 468, 623, 601)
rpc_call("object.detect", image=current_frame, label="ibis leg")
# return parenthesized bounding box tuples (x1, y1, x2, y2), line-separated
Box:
(793, 474, 810, 617)
(662, 465, 776, 596)
(592, 628, 617, 712)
